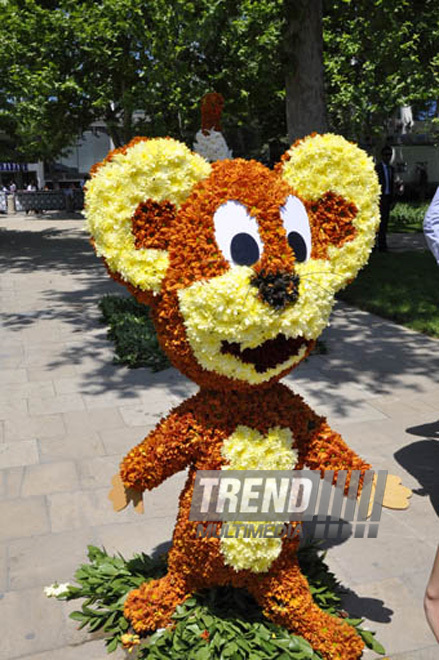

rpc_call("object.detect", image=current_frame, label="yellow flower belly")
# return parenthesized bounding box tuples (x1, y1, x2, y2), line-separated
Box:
(220, 425, 298, 573)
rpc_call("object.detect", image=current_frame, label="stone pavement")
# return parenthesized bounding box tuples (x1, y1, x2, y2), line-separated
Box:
(0, 213, 438, 659)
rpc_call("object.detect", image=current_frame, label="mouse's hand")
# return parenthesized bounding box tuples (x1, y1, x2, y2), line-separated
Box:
(382, 474, 412, 510)
(109, 474, 144, 514)
(357, 473, 412, 518)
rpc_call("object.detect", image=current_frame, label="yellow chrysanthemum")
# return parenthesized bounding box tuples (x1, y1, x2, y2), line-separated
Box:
(178, 260, 333, 384)
(85, 138, 211, 292)
(220, 425, 297, 572)
(280, 133, 380, 290)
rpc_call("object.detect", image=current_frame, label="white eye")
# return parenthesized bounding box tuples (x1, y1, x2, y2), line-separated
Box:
(213, 200, 263, 267)
(280, 195, 312, 262)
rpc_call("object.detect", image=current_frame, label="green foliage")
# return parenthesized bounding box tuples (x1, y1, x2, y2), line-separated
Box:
(62, 546, 167, 653)
(2, 1, 437, 162)
(389, 202, 429, 233)
(339, 250, 439, 337)
(99, 294, 170, 371)
(56, 543, 385, 658)
(323, 0, 439, 142)
(0, 0, 286, 161)
(0, 0, 88, 161)
(313, 339, 328, 355)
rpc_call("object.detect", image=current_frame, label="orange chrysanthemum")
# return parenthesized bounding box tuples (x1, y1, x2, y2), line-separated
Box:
(131, 199, 176, 251)
(201, 92, 225, 134)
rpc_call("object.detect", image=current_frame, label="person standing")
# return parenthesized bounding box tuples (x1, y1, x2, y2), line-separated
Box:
(423, 186, 439, 265)
(64, 183, 75, 212)
(425, 545, 439, 643)
(376, 146, 395, 252)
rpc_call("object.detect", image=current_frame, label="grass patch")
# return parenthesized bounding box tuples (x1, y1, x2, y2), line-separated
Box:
(53, 544, 385, 658)
(339, 250, 439, 337)
(388, 202, 429, 233)
(99, 295, 170, 371)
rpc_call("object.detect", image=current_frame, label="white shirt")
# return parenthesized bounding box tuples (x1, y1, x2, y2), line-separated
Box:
(423, 187, 439, 265)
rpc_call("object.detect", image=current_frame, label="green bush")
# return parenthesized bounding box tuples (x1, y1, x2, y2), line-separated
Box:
(99, 295, 170, 371)
(389, 202, 429, 233)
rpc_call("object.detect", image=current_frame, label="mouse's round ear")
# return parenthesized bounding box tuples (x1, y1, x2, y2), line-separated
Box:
(277, 133, 380, 289)
(85, 137, 211, 295)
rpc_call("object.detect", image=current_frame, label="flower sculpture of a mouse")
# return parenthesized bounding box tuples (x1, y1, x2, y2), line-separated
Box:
(85, 133, 411, 659)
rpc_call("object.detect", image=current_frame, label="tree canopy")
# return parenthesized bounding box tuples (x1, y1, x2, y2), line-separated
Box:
(0, 0, 437, 163)
(323, 0, 439, 143)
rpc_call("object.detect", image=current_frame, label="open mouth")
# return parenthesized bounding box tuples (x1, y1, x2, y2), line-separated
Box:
(221, 334, 310, 373)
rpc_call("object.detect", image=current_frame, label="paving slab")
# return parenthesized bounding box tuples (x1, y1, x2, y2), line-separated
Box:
(21, 461, 79, 497)
(1, 213, 439, 658)
(8, 528, 98, 590)
(39, 431, 107, 462)
(0, 496, 50, 541)
(16, 640, 125, 660)
(0, 440, 39, 469)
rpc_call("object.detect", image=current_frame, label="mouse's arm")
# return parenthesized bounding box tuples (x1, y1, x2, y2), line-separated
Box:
(298, 417, 371, 493)
(109, 408, 201, 512)
(294, 399, 411, 510)
(119, 409, 200, 492)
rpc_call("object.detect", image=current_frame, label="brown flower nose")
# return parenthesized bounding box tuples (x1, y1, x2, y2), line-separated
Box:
(251, 270, 300, 310)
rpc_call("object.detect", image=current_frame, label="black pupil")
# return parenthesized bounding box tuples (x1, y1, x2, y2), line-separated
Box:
(230, 232, 260, 266)
(288, 231, 307, 262)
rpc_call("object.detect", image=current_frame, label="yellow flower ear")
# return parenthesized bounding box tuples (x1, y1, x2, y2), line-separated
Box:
(85, 137, 211, 293)
(279, 133, 380, 289)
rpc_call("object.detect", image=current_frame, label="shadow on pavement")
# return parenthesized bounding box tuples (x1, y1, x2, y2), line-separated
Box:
(0, 225, 193, 400)
(406, 420, 439, 440)
(341, 587, 393, 623)
(394, 437, 439, 515)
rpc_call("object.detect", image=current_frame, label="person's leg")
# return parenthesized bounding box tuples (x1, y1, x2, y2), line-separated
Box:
(378, 196, 391, 251)
(381, 196, 391, 251)
(425, 545, 439, 643)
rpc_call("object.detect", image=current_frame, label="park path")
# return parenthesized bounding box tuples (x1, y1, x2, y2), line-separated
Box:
(0, 213, 438, 659)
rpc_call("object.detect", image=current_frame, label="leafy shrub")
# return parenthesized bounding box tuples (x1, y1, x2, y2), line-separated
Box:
(99, 295, 170, 371)
(389, 202, 429, 233)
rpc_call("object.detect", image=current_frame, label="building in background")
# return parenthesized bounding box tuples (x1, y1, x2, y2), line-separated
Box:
(0, 121, 113, 191)
(387, 102, 439, 200)
(45, 120, 113, 189)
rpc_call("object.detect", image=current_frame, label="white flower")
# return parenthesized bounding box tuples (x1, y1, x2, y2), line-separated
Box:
(44, 582, 71, 598)
(193, 129, 232, 162)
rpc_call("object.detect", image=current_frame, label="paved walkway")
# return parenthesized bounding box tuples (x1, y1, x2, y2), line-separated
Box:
(0, 213, 438, 659)
(387, 231, 428, 252)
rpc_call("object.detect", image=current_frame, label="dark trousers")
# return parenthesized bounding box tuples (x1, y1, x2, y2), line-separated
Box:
(378, 195, 392, 250)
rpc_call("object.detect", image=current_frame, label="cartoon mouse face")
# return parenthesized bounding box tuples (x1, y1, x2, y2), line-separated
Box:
(86, 134, 379, 389)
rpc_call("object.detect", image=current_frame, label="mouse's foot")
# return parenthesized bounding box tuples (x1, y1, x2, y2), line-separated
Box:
(124, 573, 190, 633)
(247, 558, 364, 659)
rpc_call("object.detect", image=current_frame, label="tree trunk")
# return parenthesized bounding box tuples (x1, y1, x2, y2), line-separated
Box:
(283, 0, 328, 143)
